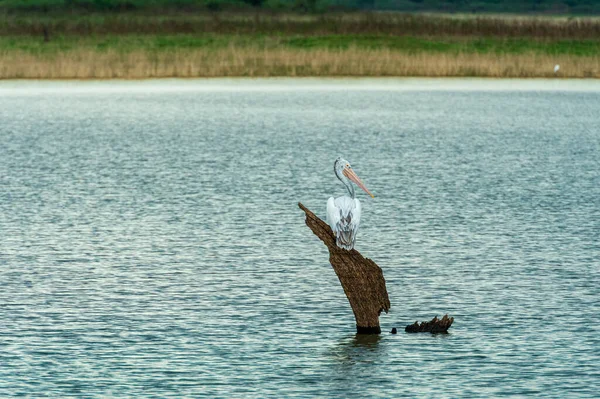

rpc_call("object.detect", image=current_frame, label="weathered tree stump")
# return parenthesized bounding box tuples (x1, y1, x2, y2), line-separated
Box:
(405, 314, 454, 333)
(299, 202, 390, 334)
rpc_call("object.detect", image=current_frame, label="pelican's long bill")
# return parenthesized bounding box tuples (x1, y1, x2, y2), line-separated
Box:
(343, 167, 374, 198)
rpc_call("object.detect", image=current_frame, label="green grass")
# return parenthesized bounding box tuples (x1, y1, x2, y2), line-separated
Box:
(3, 12, 600, 39)
(2, 34, 599, 57)
(1, 10, 598, 79)
(281, 35, 600, 55)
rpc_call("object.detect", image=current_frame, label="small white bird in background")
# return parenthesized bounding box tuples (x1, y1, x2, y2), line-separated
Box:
(327, 157, 374, 250)
(554, 64, 560, 74)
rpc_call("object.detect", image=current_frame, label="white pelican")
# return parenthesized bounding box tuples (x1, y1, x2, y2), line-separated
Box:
(327, 157, 374, 250)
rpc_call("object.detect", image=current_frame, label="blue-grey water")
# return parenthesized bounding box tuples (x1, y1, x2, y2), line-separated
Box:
(1, 79, 599, 398)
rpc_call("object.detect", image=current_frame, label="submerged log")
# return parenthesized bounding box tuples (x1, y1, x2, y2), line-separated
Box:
(405, 314, 454, 333)
(299, 202, 390, 334)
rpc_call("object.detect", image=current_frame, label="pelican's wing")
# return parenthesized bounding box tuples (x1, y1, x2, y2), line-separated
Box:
(327, 197, 340, 233)
(352, 198, 361, 234)
(328, 196, 361, 250)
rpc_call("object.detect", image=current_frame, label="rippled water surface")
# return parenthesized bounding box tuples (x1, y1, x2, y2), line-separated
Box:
(1, 79, 599, 398)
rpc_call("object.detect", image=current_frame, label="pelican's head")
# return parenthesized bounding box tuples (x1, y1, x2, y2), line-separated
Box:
(334, 157, 374, 198)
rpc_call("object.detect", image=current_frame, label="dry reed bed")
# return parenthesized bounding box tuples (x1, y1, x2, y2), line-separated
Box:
(1, 47, 598, 78)
(5, 12, 600, 38)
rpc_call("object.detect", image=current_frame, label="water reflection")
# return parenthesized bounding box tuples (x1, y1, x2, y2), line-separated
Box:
(351, 333, 383, 348)
(330, 334, 383, 366)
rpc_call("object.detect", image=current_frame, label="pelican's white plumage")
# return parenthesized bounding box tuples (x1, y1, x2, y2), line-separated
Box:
(327, 196, 361, 250)
(326, 157, 373, 250)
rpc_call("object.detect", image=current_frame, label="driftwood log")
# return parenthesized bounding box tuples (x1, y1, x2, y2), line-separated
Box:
(405, 315, 454, 333)
(299, 202, 390, 334)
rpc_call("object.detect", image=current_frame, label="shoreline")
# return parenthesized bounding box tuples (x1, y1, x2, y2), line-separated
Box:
(2, 77, 600, 93)
(1, 76, 598, 81)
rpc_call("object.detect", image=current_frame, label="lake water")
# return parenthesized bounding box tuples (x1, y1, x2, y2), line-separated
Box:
(1, 79, 599, 398)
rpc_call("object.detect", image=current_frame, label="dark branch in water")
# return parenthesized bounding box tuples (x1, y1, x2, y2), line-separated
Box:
(298, 202, 390, 334)
(405, 314, 454, 333)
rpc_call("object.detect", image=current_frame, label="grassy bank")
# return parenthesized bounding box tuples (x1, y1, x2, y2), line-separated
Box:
(1, 12, 599, 78)
(4, 13, 600, 38)
(3, 47, 598, 78)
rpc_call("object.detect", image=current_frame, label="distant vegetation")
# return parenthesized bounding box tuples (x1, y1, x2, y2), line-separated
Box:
(0, 1, 599, 78)
(1, 0, 600, 14)
(3, 12, 600, 39)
